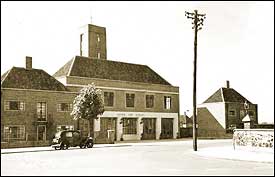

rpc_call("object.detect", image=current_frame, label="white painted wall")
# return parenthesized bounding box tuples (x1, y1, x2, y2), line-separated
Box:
(198, 103, 226, 128)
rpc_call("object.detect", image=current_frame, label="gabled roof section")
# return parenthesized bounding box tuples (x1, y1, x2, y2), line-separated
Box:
(203, 88, 224, 103)
(53, 58, 74, 77)
(203, 87, 252, 104)
(222, 87, 252, 103)
(1, 69, 11, 83)
(54, 56, 171, 85)
(1, 67, 68, 91)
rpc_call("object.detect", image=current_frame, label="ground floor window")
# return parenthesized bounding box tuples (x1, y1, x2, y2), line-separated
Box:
(3, 125, 25, 140)
(56, 125, 74, 132)
(122, 118, 137, 134)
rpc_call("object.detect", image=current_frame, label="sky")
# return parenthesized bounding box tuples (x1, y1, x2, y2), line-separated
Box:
(1, 1, 274, 123)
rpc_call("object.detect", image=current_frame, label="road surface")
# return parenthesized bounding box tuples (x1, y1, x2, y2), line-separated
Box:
(1, 139, 274, 176)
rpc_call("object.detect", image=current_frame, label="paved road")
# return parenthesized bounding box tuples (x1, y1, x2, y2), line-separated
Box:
(1, 139, 274, 176)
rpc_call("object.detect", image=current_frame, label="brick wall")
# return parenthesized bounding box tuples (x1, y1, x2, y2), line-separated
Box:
(1, 89, 77, 145)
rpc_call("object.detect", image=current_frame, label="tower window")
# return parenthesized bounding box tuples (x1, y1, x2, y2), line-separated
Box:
(97, 53, 101, 59)
(97, 34, 100, 42)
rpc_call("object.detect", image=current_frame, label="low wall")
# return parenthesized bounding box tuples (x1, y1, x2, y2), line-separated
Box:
(180, 127, 193, 138)
(233, 129, 274, 151)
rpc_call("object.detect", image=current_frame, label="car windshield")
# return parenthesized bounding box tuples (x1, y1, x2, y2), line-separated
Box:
(54, 131, 62, 138)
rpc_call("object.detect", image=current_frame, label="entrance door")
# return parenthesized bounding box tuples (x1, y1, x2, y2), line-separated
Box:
(100, 118, 117, 141)
(37, 125, 46, 141)
(142, 118, 156, 140)
(161, 118, 173, 139)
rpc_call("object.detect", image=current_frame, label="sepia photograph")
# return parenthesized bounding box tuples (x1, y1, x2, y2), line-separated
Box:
(1, 1, 274, 176)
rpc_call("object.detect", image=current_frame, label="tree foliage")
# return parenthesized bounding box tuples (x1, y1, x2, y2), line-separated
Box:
(70, 83, 104, 137)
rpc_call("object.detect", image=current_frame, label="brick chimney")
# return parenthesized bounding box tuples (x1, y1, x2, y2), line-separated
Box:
(226, 80, 230, 88)
(26, 56, 32, 70)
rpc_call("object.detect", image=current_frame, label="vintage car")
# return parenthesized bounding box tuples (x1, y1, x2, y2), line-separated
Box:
(51, 130, 94, 150)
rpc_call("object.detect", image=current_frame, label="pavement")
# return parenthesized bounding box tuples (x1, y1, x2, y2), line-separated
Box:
(1, 138, 274, 164)
(194, 146, 274, 164)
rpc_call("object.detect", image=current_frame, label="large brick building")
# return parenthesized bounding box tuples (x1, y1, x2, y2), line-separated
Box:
(197, 81, 258, 138)
(1, 23, 180, 148)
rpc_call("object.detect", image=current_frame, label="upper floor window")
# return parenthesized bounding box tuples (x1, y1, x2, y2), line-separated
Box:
(97, 34, 101, 42)
(104, 92, 114, 107)
(37, 102, 47, 121)
(126, 93, 135, 108)
(248, 110, 255, 117)
(164, 96, 171, 109)
(4, 101, 25, 111)
(229, 110, 236, 116)
(57, 103, 72, 112)
(146, 95, 154, 108)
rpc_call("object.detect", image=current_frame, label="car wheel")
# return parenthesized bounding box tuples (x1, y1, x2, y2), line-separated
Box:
(87, 141, 94, 148)
(54, 146, 58, 150)
(60, 143, 65, 150)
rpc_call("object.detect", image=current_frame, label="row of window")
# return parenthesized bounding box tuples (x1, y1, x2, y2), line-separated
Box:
(2, 119, 139, 140)
(3, 125, 74, 140)
(105, 92, 172, 109)
(4, 101, 72, 112)
(4, 93, 172, 112)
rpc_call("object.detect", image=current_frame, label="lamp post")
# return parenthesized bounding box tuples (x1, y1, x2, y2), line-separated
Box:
(185, 10, 206, 151)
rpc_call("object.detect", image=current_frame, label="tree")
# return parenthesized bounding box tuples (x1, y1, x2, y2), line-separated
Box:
(70, 83, 104, 138)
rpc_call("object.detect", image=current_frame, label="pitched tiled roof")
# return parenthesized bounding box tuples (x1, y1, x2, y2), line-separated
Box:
(53, 58, 74, 78)
(1, 69, 10, 83)
(203, 87, 252, 104)
(53, 56, 171, 85)
(1, 67, 68, 91)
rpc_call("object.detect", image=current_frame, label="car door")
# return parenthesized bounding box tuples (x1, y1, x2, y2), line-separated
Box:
(72, 131, 81, 146)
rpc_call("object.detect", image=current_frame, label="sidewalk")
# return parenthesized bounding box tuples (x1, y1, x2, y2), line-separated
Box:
(194, 146, 274, 163)
(1, 143, 132, 154)
(1, 138, 192, 154)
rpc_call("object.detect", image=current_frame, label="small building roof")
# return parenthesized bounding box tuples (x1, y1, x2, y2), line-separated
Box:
(53, 56, 171, 86)
(203, 87, 252, 104)
(242, 114, 251, 122)
(1, 67, 68, 91)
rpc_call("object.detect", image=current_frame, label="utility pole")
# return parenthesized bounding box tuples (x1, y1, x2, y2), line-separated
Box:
(185, 10, 206, 151)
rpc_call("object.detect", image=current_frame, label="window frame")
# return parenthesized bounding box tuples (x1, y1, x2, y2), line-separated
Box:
(228, 109, 236, 116)
(37, 102, 47, 121)
(104, 91, 114, 107)
(4, 100, 25, 111)
(3, 125, 25, 140)
(122, 118, 137, 135)
(164, 96, 172, 110)
(145, 94, 155, 109)
(57, 103, 73, 112)
(125, 93, 135, 108)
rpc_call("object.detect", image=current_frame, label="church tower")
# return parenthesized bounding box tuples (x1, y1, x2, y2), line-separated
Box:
(79, 24, 107, 59)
